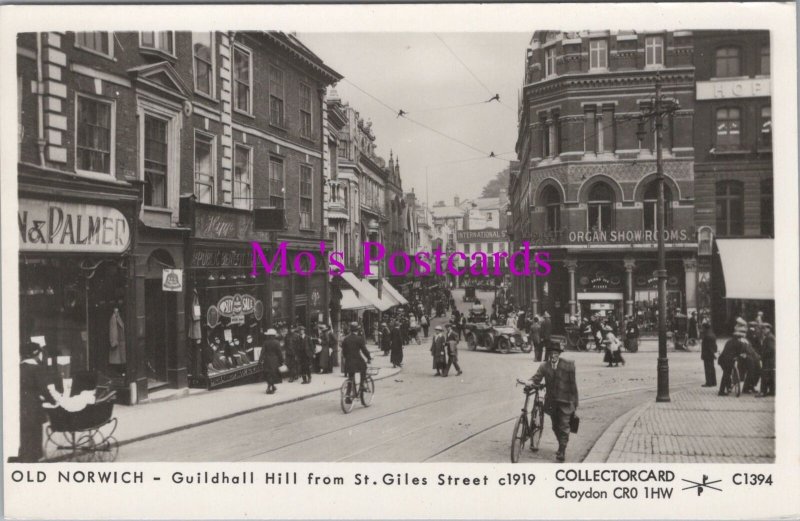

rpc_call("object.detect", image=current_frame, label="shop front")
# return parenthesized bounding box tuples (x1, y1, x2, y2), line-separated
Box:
(529, 227, 698, 334)
(181, 200, 273, 389)
(18, 176, 140, 404)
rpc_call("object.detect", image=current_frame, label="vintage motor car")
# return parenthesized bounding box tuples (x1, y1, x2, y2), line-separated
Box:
(464, 322, 532, 354)
(467, 301, 487, 322)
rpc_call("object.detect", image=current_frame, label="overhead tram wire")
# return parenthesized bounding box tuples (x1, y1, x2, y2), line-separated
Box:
(342, 77, 500, 158)
(433, 33, 516, 114)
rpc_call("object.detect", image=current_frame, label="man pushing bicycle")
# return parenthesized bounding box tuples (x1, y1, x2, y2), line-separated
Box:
(530, 341, 579, 462)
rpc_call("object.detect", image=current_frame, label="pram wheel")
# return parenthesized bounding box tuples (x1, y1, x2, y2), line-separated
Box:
(91, 435, 119, 462)
(45, 429, 96, 462)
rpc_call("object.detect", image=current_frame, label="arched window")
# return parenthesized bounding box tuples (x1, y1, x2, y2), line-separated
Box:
(716, 181, 744, 236)
(541, 185, 561, 232)
(587, 182, 614, 232)
(643, 181, 673, 231)
(715, 47, 740, 77)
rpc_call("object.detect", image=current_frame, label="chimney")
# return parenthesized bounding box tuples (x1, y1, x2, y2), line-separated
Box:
(454, 196, 460, 207)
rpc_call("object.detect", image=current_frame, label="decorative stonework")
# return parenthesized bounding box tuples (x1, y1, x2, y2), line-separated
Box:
(219, 34, 233, 206)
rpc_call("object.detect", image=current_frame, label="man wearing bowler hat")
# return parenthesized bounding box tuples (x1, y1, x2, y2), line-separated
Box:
(530, 341, 579, 462)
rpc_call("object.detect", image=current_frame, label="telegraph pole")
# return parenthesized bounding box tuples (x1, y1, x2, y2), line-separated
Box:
(654, 72, 670, 403)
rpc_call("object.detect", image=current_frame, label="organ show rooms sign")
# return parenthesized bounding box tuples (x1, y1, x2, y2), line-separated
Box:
(18, 198, 131, 253)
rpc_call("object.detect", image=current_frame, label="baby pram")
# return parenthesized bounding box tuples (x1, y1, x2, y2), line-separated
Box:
(43, 371, 119, 462)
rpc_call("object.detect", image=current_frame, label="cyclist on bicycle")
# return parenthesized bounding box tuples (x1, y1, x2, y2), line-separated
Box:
(530, 342, 579, 462)
(341, 321, 373, 403)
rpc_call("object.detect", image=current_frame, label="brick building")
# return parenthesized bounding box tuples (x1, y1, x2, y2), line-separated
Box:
(511, 31, 697, 333)
(692, 30, 773, 331)
(17, 31, 340, 402)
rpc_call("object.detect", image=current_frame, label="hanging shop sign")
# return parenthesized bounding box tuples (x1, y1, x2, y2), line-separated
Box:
(162, 269, 183, 292)
(18, 198, 130, 253)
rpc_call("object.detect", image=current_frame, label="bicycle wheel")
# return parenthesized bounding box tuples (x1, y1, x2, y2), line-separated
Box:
(360, 376, 375, 407)
(340, 380, 355, 414)
(510, 414, 529, 463)
(530, 401, 545, 451)
(731, 367, 741, 397)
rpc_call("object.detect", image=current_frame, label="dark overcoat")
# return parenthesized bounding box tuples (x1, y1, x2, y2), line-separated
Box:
(341, 333, 371, 374)
(260, 339, 284, 385)
(531, 358, 579, 415)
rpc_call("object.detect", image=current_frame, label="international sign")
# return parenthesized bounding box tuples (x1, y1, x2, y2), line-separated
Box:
(456, 229, 507, 242)
(18, 198, 130, 253)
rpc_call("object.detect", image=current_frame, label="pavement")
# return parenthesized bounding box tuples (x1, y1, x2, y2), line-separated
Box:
(585, 385, 775, 463)
(111, 341, 402, 446)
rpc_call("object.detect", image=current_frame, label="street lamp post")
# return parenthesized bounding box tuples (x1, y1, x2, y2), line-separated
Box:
(654, 73, 670, 403)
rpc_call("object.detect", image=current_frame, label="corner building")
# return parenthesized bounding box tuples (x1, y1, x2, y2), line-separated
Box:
(512, 31, 697, 333)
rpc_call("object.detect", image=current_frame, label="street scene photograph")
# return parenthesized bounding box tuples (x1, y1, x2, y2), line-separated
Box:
(11, 28, 776, 465)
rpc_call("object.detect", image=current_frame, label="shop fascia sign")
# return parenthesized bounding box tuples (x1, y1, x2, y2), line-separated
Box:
(456, 229, 507, 242)
(696, 78, 771, 100)
(18, 198, 130, 253)
(531, 228, 695, 245)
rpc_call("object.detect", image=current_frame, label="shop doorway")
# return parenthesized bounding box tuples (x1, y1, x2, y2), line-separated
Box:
(144, 279, 174, 388)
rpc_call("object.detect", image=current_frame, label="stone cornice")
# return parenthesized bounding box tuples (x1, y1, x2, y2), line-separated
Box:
(522, 67, 695, 98)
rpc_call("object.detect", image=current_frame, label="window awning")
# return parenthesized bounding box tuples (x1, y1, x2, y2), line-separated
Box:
(716, 238, 774, 300)
(339, 271, 395, 312)
(340, 289, 371, 310)
(382, 278, 409, 305)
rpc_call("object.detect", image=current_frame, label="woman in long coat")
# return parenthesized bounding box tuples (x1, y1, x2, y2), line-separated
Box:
(260, 329, 284, 394)
(390, 322, 404, 368)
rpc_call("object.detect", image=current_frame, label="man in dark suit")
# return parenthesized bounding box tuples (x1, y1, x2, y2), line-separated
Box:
(294, 326, 315, 384)
(541, 311, 553, 350)
(444, 322, 462, 376)
(700, 322, 718, 387)
(531, 342, 579, 462)
(341, 322, 372, 402)
(756, 323, 775, 397)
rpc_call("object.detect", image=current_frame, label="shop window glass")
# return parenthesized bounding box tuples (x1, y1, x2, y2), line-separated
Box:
(144, 115, 168, 207)
(716, 181, 744, 236)
(587, 182, 614, 232)
(76, 95, 112, 174)
(643, 181, 673, 231)
(715, 47, 740, 78)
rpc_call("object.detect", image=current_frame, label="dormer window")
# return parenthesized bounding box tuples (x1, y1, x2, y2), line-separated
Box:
(545, 47, 556, 77)
(140, 32, 174, 56)
(589, 39, 608, 70)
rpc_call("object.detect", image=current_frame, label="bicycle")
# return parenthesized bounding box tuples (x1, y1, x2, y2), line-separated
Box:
(510, 379, 545, 463)
(340, 366, 378, 414)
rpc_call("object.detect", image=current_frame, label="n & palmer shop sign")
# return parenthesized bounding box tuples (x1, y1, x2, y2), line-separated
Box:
(18, 198, 130, 253)
(530, 228, 696, 246)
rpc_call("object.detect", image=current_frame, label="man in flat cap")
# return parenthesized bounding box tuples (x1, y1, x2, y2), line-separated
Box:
(757, 323, 775, 397)
(341, 321, 372, 401)
(530, 341, 579, 462)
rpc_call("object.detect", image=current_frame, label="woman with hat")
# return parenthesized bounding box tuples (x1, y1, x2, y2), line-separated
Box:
(602, 324, 625, 368)
(430, 325, 447, 376)
(260, 329, 284, 395)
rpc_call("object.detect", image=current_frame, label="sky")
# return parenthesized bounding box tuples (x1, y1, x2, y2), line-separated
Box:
(296, 32, 531, 207)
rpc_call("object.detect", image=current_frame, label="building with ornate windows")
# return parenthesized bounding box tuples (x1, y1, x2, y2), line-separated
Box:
(17, 31, 340, 402)
(692, 30, 773, 331)
(510, 30, 697, 333)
